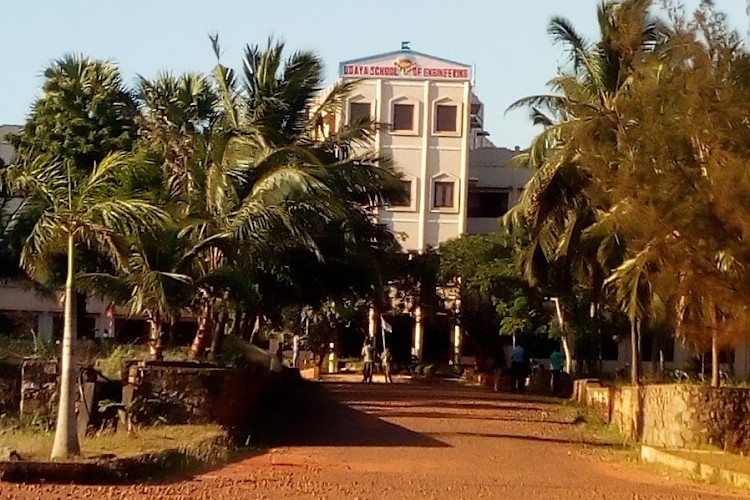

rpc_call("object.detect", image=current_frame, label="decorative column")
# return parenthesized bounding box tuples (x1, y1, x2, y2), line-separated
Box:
(450, 278, 463, 365)
(412, 305, 424, 361)
(452, 323, 462, 365)
(368, 306, 378, 340)
(37, 312, 54, 343)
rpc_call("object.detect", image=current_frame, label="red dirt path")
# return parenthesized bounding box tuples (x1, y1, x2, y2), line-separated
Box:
(1, 378, 745, 499)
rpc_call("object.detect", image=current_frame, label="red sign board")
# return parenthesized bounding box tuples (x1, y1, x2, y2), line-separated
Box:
(341, 55, 470, 81)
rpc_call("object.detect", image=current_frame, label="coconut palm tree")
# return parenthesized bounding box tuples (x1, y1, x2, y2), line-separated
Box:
(177, 37, 404, 359)
(6, 153, 167, 458)
(505, 0, 664, 376)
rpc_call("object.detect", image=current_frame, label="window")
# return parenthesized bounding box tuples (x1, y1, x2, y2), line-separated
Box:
(391, 180, 413, 207)
(435, 104, 458, 133)
(467, 191, 509, 217)
(392, 103, 415, 131)
(434, 181, 455, 208)
(349, 102, 371, 124)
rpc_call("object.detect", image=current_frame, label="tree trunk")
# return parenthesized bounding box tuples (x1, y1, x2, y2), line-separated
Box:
(208, 308, 228, 363)
(240, 313, 253, 340)
(249, 314, 262, 344)
(147, 312, 163, 361)
(711, 330, 720, 387)
(188, 303, 212, 360)
(630, 318, 641, 386)
(51, 233, 81, 459)
(553, 298, 573, 373)
(230, 309, 243, 338)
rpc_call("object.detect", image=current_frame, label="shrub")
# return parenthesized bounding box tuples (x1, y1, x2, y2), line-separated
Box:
(424, 364, 436, 378)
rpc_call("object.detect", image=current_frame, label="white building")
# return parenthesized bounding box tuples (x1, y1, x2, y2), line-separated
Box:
(337, 47, 531, 247)
(339, 48, 473, 251)
(336, 46, 531, 362)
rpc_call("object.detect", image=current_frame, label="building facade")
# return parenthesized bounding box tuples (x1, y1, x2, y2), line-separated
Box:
(336, 47, 532, 362)
(339, 49, 474, 252)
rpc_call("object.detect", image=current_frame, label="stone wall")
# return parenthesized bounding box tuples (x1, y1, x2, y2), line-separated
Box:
(0, 362, 21, 414)
(640, 385, 750, 453)
(611, 386, 638, 441)
(578, 382, 750, 454)
(20, 359, 61, 421)
(123, 361, 287, 431)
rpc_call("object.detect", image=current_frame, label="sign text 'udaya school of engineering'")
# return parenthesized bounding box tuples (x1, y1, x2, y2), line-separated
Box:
(341, 56, 470, 80)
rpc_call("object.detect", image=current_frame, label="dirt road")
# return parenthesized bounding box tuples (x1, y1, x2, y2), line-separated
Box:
(1, 378, 745, 499)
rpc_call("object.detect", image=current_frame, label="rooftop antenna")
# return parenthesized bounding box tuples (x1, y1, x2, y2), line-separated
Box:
(401, 41, 411, 50)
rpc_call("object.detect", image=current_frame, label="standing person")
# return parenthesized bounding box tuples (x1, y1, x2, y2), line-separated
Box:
(361, 339, 375, 383)
(492, 347, 505, 392)
(382, 346, 393, 383)
(550, 348, 563, 395)
(510, 343, 526, 394)
(292, 332, 301, 368)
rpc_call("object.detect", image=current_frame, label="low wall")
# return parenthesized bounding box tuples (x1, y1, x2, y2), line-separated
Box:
(0, 362, 21, 414)
(20, 359, 62, 421)
(123, 361, 289, 432)
(577, 381, 750, 454)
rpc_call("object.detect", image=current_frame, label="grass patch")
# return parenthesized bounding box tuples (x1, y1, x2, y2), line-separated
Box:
(0, 421, 223, 461)
(672, 449, 750, 477)
(561, 401, 635, 465)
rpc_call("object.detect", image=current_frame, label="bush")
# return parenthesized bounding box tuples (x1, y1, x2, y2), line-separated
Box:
(424, 364, 436, 378)
(96, 345, 139, 380)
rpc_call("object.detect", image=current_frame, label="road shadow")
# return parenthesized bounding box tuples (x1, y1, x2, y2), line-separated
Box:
(352, 401, 556, 412)
(260, 380, 451, 449)
(364, 410, 576, 424)
(327, 382, 563, 406)
(426, 431, 626, 449)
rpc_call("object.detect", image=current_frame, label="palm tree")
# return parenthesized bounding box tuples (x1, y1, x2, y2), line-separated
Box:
(178, 37, 404, 359)
(505, 0, 664, 376)
(6, 153, 167, 458)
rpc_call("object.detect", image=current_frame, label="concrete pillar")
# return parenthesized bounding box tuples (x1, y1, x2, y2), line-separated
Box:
(36, 312, 54, 343)
(368, 307, 377, 340)
(412, 306, 423, 361)
(327, 342, 337, 374)
(451, 323, 462, 365)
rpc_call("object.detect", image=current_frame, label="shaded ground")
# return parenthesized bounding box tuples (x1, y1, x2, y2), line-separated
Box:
(1, 377, 746, 499)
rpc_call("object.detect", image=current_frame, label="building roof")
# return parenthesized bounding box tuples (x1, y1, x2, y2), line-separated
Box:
(340, 49, 470, 69)
(339, 49, 471, 81)
(0, 125, 21, 165)
(469, 146, 522, 168)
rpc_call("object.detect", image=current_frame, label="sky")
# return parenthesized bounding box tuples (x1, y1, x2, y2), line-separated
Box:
(1, 0, 748, 149)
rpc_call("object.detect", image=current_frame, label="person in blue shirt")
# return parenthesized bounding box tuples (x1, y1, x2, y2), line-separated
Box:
(550, 349, 564, 395)
(510, 344, 527, 394)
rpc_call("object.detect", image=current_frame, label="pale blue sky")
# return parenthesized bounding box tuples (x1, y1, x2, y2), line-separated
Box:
(1, 0, 747, 148)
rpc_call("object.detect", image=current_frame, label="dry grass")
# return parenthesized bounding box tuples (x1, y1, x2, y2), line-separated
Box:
(672, 449, 750, 477)
(0, 423, 223, 461)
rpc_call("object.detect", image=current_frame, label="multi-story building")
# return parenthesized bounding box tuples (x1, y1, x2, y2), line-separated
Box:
(337, 46, 531, 362)
(337, 47, 530, 246)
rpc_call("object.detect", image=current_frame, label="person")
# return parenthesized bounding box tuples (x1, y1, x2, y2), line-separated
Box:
(381, 346, 393, 383)
(276, 342, 284, 365)
(550, 349, 563, 395)
(292, 332, 301, 368)
(510, 344, 526, 394)
(361, 339, 375, 383)
(492, 348, 505, 392)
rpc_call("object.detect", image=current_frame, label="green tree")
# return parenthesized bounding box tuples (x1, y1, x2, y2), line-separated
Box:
(9, 54, 140, 338)
(6, 153, 167, 458)
(11, 55, 137, 173)
(438, 232, 550, 360)
(506, 0, 662, 381)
